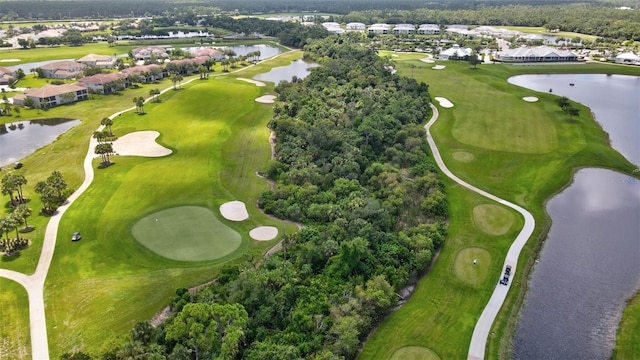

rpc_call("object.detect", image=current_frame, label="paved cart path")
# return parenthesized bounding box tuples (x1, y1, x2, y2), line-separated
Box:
(423, 104, 535, 360)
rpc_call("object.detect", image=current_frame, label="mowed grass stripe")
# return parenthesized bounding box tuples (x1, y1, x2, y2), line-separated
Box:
(132, 207, 241, 261)
(0, 279, 30, 360)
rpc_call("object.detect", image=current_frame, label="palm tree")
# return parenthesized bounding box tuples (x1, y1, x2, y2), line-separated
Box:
(135, 96, 145, 114)
(101, 117, 113, 135)
(170, 73, 183, 89)
(95, 143, 114, 164)
(12, 174, 26, 203)
(221, 59, 230, 72)
(14, 203, 32, 231)
(198, 65, 208, 79)
(1, 173, 18, 206)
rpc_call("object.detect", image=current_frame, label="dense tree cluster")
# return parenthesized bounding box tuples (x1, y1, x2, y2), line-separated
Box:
(77, 35, 447, 360)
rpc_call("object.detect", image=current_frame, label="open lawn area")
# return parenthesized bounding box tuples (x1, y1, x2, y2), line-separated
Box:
(359, 59, 640, 359)
(0, 279, 30, 359)
(498, 26, 599, 42)
(1, 50, 302, 357)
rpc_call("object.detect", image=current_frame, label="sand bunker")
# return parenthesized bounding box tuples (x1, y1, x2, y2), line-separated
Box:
(249, 226, 278, 241)
(0, 59, 19, 62)
(420, 58, 435, 63)
(523, 96, 539, 102)
(112, 131, 171, 157)
(219, 201, 249, 221)
(255, 95, 277, 104)
(434, 97, 454, 108)
(432, 65, 446, 70)
(238, 78, 266, 87)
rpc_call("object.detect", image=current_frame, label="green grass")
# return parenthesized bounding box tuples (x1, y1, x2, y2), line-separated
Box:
(1, 49, 302, 357)
(359, 59, 640, 359)
(390, 346, 441, 360)
(472, 204, 515, 236)
(132, 206, 242, 261)
(614, 291, 640, 360)
(452, 247, 492, 286)
(0, 279, 30, 359)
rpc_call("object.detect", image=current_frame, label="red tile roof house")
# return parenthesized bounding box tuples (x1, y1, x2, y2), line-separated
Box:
(76, 53, 117, 69)
(39, 60, 87, 79)
(121, 64, 166, 83)
(78, 72, 130, 94)
(131, 46, 170, 61)
(192, 48, 224, 61)
(0, 66, 16, 85)
(13, 84, 88, 108)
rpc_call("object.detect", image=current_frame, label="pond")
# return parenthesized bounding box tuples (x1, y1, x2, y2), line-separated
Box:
(508, 74, 640, 359)
(253, 59, 320, 84)
(0, 118, 81, 167)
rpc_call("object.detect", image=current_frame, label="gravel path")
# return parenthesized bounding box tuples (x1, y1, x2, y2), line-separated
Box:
(424, 104, 535, 360)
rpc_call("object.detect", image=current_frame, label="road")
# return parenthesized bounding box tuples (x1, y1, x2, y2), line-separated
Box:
(423, 104, 535, 360)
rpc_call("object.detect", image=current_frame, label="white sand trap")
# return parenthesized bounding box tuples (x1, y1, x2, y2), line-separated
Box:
(391, 54, 398, 57)
(249, 226, 278, 241)
(420, 58, 435, 63)
(238, 78, 266, 87)
(434, 97, 454, 108)
(112, 131, 171, 157)
(432, 65, 446, 70)
(0, 59, 20, 62)
(220, 201, 249, 221)
(523, 96, 539, 102)
(255, 95, 276, 104)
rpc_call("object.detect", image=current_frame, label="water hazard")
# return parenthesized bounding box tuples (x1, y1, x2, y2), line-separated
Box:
(509, 74, 640, 359)
(253, 59, 319, 84)
(0, 118, 81, 167)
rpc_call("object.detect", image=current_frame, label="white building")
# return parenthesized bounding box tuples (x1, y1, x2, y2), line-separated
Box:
(418, 24, 440, 35)
(393, 24, 416, 34)
(494, 46, 579, 62)
(346, 22, 366, 31)
(368, 23, 391, 35)
(76, 54, 117, 69)
(322, 22, 344, 34)
(438, 44, 472, 60)
(615, 52, 640, 65)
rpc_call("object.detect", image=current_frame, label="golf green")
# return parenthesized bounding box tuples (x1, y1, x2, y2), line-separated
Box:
(453, 247, 491, 286)
(132, 206, 241, 261)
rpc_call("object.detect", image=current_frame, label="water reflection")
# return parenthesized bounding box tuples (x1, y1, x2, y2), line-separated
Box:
(253, 59, 319, 84)
(0, 118, 81, 167)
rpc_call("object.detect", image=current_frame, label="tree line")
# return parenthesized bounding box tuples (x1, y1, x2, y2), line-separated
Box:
(60, 34, 448, 360)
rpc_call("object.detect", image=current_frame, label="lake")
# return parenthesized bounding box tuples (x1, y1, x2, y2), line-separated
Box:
(509, 74, 640, 359)
(0, 118, 81, 167)
(253, 59, 319, 84)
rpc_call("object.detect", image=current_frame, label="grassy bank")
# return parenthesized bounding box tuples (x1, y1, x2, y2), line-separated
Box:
(359, 56, 639, 359)
(614, 290, 640, 359)
(1, 50, 302, 357)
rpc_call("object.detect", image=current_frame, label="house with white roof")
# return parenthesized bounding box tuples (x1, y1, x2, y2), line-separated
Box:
(13, 84, 88, 108)
(322, 22, 344, 34)
(346, 22, 366, 31)
(76, 54, 117, 69)
(368, 24, 391, 35)
(39, 61, 86, 79)
(393, 24, 416, 34)
(438, 44, 472, 60)
(418, 24, 440, 35)
(615, 52, 640, 65)
(494, 46, 578, 62)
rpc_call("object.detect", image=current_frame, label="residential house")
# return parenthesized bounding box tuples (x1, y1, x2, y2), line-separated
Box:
(14, 84, 88, 108)
(0, 66, 16, 85)
(615, 52, 640, 65)
(76, 54, 117, 69)
(78, 72, 130, 94)
(322, 22, 344, 34)
(39, 61, 86, 79)
(418, 24, 440, 35)
(494, 46, 578, 62)
(368, 23, 391, 35)
(393, 24, 416, 34)
(192, 48, 224, 61)
(121, 64, 166, 83)
(131, 46, 170, 62)
(346, 22, 366, 32)
(438, 44, 472, 60)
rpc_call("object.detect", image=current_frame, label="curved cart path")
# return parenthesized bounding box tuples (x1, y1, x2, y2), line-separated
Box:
(424, 104, 535, 360)
(0, 50, 295, 359)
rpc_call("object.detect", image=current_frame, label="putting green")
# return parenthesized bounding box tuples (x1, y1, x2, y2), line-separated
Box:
(132, 206, 241, 261)
(390, 346, 441, 360)
(452, 151, 475, 163)
(472, 204, 515, 236)
(453, 247, 491, 286)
